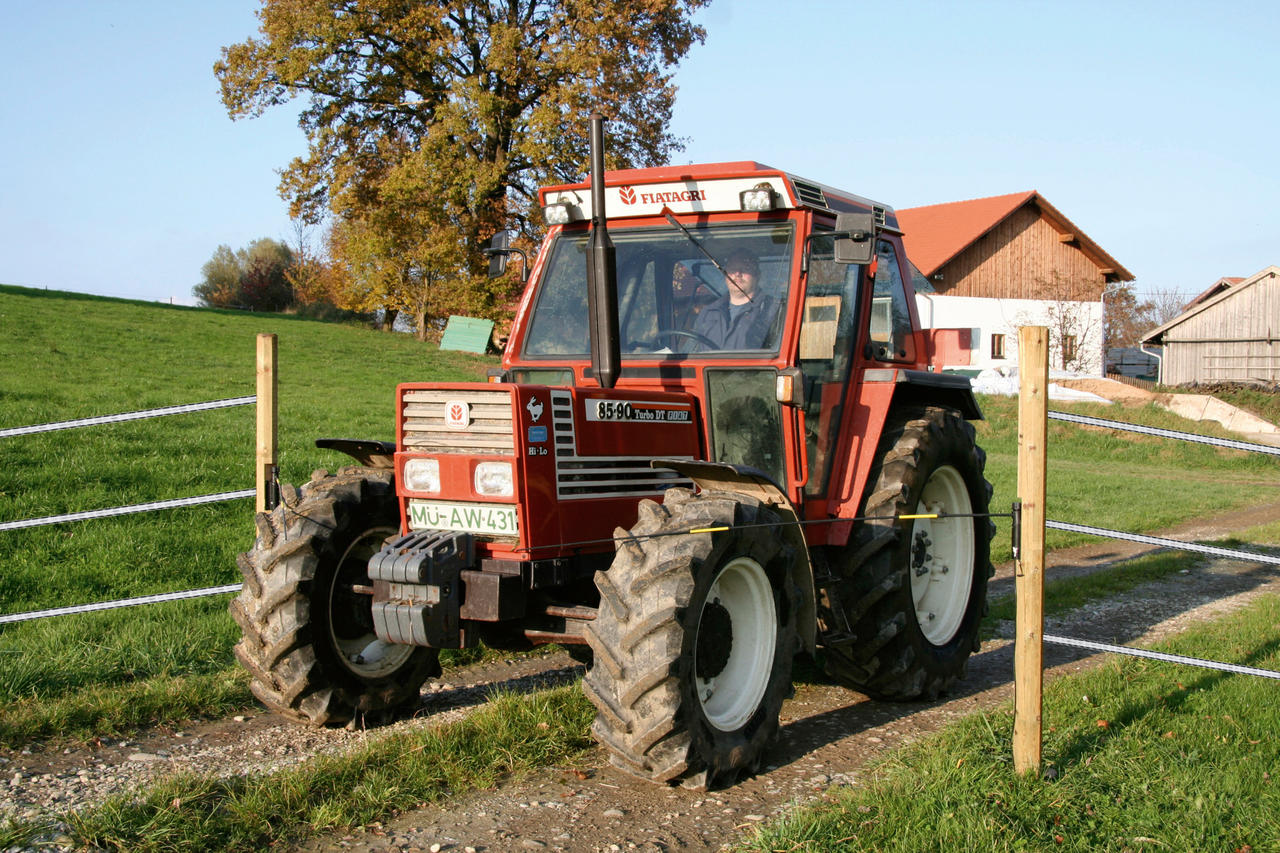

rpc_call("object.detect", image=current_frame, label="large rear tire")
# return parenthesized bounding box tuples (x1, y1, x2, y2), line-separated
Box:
(819, 407, 994, 700)
(231, 468, 440, 726)
(583, 489, 799, 790)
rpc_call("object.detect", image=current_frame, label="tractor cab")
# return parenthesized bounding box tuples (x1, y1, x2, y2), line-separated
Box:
(494, 161, 965, 522)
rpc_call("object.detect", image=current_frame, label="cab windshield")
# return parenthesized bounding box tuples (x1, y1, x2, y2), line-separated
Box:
(523, 221, 795, 357)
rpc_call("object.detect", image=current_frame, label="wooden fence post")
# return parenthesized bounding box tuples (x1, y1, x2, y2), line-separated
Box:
(1014, 325, 1048, 775)
(256, 334, 278, 514)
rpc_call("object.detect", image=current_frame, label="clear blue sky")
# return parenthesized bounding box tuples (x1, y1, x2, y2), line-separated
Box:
(2, 0, 1276, 305)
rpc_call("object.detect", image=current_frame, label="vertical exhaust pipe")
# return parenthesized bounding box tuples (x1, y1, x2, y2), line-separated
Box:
(586, 113, 621, 389)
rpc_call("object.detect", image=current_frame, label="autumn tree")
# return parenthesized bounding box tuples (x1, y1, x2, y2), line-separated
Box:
(194, 238, 295, 311)
(216, 0, 708, 328)
(1102, 281, 1156, 351)
(1147, 288, 1193, 326)
(194, 244, 242, 308)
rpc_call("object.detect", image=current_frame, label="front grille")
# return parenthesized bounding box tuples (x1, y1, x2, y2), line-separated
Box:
(401, 389, 514, 455)
(556, 458, 691, 498)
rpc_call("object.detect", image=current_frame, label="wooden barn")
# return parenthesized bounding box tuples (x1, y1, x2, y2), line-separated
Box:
(1141, 266, 1280, 386)
(899, 191, 1134, 373)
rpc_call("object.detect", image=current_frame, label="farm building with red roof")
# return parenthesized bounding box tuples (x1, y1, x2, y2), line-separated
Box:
(897, 191, 1134, 373)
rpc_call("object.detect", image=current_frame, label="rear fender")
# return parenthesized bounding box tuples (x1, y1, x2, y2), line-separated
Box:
(652, 458, 817, 653)
(830, 368, 983, 543)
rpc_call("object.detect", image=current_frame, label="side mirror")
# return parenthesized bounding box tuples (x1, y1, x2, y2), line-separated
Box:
(833, 212, 876, 265)
(484, 231, 512, 278)
(483, 231, 529, 282)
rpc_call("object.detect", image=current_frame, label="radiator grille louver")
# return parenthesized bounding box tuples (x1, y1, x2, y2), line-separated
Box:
(401, 389, 514, 454)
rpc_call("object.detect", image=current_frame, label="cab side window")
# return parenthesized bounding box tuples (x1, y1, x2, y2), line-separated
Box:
(868, 240, 916, 362)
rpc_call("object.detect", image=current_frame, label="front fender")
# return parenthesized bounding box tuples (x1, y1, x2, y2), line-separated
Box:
(315, 438, 396, 469)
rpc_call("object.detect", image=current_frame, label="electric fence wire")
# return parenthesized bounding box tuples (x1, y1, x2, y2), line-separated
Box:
(1048, 409, 1280, 457)
(0, 585, 244, 625)
(1044, 634, 1280, 680)
(0, 490, 256, 532)
(1045, 519, 1280, 567)
(0, 396, 256, 438)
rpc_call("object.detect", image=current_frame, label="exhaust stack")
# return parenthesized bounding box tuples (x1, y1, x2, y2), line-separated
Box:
(585, 114, 621, 389)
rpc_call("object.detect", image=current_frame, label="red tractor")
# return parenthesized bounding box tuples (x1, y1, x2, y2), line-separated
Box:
(233, 118, 993, 789)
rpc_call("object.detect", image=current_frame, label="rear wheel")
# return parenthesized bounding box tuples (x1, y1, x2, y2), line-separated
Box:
(231, 468, 440, 725)
(583, 489, 799, 789)
(819, 407, 993, 700)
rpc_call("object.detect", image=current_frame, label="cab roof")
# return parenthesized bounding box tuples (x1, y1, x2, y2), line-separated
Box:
(539, 161, 899, 230)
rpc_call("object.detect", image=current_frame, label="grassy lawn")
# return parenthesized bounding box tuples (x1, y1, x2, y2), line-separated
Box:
(0, 285, 494, 743)
(742, 521, 1280, 852)
(974, 393, 1280, 564)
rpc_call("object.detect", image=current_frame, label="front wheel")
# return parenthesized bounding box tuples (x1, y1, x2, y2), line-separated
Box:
(583, 489, 799, 790)
(819, 407, 994, 700)
(231, 468, 440, 726)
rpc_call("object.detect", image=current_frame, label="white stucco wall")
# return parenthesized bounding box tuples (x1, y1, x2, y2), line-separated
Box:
(915, 294, 1105, 374)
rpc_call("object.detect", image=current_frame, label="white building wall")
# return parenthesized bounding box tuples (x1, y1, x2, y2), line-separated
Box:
(915, 294, 1105, 374)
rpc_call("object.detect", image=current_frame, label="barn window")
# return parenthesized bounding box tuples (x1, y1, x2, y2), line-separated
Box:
(991, 333, 1006, 359)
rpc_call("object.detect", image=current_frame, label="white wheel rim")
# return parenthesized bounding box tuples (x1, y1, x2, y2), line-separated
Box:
(330, 525, 417, 679)
(695, 556, 777, 732)
(909, 465, 976, 646)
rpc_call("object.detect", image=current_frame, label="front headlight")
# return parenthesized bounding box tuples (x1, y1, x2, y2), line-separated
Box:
(474, 461, 514, 497)
(403, 458, 441, 493)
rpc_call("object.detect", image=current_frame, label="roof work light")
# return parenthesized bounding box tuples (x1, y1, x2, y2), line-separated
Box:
(739, 183, 777, 212)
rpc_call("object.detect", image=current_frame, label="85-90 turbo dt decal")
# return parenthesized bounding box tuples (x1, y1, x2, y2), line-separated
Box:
(585, 399, 692, 423)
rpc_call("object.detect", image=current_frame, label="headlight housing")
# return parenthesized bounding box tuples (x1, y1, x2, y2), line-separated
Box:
(402, 458, 441, 493)
(542, 202, 573, 225)
(739, 183, 777, 212)
(474, 461, 514, 497)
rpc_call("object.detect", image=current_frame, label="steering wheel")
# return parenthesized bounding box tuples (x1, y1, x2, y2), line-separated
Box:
(653, 328, 718, 351)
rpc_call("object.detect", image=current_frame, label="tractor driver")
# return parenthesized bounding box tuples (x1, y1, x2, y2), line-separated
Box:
(692, 249, 779, 350)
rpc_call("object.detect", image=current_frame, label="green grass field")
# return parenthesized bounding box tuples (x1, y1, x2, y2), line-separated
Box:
(974, 392, 1280, 564)
(0, 284, 493, 742)
(1, 283, 1278, 745)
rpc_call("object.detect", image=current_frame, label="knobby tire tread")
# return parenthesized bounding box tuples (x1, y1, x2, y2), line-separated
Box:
(819, 407, 995, 701)
(231, 468, 439, 726)
(585, 489, 799, 789)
